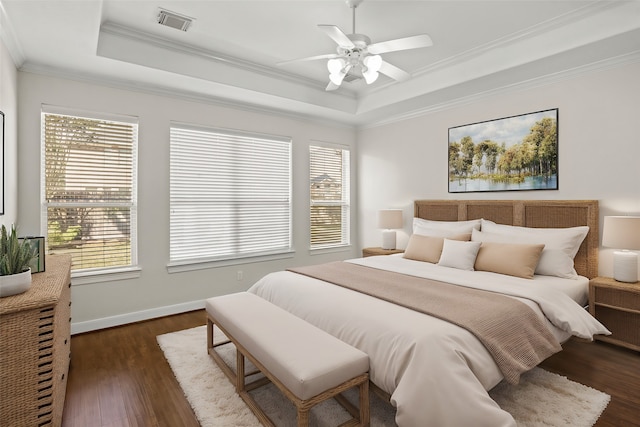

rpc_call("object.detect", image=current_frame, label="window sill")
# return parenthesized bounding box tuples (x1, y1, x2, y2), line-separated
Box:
(71, 266, 142, 286)
(309, 245, 353, 256)
(167, 250, 295, 274)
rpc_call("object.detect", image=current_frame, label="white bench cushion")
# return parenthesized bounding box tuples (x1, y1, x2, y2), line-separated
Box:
(206, 292, 369, 400)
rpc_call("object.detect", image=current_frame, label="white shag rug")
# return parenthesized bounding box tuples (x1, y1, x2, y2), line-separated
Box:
(157, 325, 610, 427)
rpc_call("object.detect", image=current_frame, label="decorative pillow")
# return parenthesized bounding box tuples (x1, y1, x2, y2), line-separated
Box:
(437, 239, 481, 271)
(413, 218, 481, 235)
(403, 233, 471, 264)
(474, 242, 545, 279)
(472, 228, 582, 279)
(403, 235, 445, 263)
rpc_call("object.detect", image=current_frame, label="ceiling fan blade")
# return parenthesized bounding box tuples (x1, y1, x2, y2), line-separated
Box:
(378, 60, 411, 82)
(368, 34, 433, 54)
(325, 81, 340, 91)
(277, 53, 340, 66)
(318, 24, 355, 48)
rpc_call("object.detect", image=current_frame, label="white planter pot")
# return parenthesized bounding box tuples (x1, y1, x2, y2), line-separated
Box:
(0, 269, 32, 297)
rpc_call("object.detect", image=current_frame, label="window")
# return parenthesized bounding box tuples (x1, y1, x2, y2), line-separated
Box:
(169, 124, 292, 266)
(309, 144, 350, 249)
(42, 108, 138, 273)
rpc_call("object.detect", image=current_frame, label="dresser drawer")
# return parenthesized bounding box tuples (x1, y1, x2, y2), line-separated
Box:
(592, 286, 640, 312)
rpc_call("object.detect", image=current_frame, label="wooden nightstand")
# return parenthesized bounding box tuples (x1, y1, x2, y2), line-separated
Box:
(589, 276, 640, 351)
(362, 247, 404, 257)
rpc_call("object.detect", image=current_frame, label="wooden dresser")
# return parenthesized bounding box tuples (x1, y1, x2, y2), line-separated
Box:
(0, 255, 72, 426)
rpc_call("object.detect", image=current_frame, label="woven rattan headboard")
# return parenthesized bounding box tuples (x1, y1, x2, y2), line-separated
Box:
(414, 200, 599, 278)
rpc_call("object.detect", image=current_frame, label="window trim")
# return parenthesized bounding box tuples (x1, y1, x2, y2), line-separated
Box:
(41, 105, 139, 279)
(309, 141, 351, 252)
(169, 122, 293, 268)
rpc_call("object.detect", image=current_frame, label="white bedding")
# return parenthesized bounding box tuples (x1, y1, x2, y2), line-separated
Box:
(247, 255, 609, 427)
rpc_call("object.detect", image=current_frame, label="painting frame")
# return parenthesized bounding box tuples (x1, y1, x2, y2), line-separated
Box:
(19, 236, 46, 273)
(448, 108, 559, 193)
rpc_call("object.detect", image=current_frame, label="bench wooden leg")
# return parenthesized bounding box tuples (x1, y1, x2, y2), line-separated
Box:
(206, 317, 214, 349)
(297, 408, 309, 427)
(236, 349, 245, 393)
(359, 379, 370, 427)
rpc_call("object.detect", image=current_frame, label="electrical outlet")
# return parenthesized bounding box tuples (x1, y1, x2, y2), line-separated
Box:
(236, 271, 243, 281)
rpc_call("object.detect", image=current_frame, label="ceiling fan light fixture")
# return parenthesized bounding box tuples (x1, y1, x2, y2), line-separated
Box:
(363, 54, 382, 72)
(327, 58, 346, 74)
(362, 54, 382, 84)
(329, 64, 353, 86)
(281, 0, 432, 91)
(362, 69, 379, 84)
(329, 70, 347, 85)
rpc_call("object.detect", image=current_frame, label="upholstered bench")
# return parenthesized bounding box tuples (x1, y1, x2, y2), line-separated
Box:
(206, 292, 370, 427)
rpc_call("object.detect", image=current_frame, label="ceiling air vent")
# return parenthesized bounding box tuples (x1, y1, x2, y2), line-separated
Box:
(157, 9, 194, 32)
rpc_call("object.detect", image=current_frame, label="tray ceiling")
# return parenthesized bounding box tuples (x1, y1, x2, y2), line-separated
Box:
(2, 0, 639, 126)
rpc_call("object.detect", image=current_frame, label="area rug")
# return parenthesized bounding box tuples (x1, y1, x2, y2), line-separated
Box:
(157, 325, 610, 427)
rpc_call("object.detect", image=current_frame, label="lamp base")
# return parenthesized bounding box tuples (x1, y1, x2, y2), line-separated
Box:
(613, 250, 638, 283)
(382, 230, 397, 250)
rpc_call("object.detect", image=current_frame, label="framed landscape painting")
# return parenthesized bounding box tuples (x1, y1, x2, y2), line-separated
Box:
(448, 108, 558, 193)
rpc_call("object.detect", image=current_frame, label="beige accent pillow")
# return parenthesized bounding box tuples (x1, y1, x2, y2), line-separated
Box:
(474, 241, 545, 279)
(404, 233, 471, 264)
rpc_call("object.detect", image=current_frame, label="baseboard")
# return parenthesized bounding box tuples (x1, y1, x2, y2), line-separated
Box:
(70, 299, 206, 335)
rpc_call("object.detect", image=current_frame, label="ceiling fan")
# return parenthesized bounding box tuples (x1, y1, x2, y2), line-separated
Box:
(278, 0, 433, 91)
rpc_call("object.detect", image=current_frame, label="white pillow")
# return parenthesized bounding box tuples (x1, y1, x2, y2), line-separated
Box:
(413, 218, 481, 235)
(438, 239, 481, 271)
(472, 226, 586, 279)
(480, 219, 588, 258)
(414, 225, 472, 239)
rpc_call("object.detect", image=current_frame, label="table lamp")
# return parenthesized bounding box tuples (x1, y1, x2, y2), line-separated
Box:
(378, 209, 403, 250)
(602, 216, 640, 283)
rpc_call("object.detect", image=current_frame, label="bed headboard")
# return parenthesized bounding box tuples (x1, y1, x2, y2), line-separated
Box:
(414, 200, 599, 279)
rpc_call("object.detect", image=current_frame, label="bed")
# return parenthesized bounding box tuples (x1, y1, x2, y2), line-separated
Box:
(247, 200, 609, 426)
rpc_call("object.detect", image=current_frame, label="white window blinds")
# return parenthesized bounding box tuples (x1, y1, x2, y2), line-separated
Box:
(42, 111, 138, 271)
(309, 144, 350, 249)
(170, 125, 292, 264)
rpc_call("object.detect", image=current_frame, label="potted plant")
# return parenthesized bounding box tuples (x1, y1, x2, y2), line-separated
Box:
(0, 225, 38, 297)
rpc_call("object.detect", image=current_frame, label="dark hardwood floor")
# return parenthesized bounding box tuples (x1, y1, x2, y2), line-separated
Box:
(62, 310, 639, 427)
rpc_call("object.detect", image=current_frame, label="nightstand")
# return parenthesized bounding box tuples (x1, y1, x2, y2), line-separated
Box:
(362, 247, 404, 257)
(589, 276, 640, 351)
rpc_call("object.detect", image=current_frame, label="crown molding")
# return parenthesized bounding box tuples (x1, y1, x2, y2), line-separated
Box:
(410, 0, 620, 79)
(358, 49, 640, 130)
(18, 62, 357, 129)
(0, 0, 25, 66)
(20, 45, 640, 132)
(100, 22, 353, 96)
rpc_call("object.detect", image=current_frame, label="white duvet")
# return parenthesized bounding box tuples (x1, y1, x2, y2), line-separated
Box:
(247, 255, 610, 427)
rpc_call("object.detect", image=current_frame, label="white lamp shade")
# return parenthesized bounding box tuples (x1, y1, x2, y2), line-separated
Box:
(378, 209, 403, 229)
(602, 216, 640, 283)
(602, 216, 640, 250)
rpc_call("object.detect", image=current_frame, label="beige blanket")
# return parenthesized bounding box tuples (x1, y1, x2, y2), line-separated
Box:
(289, 261, 561, 384)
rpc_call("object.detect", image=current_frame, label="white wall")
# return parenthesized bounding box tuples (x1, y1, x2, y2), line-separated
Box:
(0, 36, 18, 226)
(17, 72, 357, 332)
(358, 62, 640, 279)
